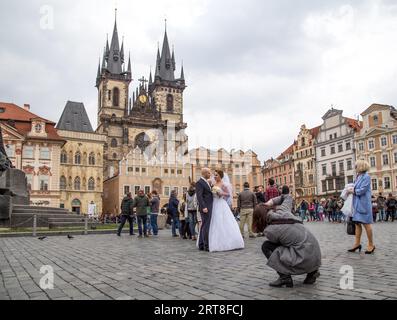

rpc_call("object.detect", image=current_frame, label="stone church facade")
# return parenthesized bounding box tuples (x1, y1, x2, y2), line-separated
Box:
(99, 15, 190, 211)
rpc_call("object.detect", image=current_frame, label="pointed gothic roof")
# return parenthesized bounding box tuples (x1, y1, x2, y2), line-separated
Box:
(56, 101, 94, 133)
(157, 30, 175, 81)
(106, 17, 123, 75)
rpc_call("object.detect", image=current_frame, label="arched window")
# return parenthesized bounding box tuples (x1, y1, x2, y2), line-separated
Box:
(111, 138, 118, 148)
(60, 151, 67, 164)
(167, 94, 174, 112)
(113, 87, 120, 107)
(89, 152, 95, 165)
(60, 176, 67, 190)
(74, 177, 81, 190)
(75, 152, 81, 165)
(88, 177, 95, 191)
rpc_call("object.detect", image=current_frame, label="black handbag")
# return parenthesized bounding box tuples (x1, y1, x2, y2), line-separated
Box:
(347, 217, 356, 235)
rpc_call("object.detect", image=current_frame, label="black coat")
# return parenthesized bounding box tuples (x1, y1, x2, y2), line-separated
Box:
(196, 178, 213, 214)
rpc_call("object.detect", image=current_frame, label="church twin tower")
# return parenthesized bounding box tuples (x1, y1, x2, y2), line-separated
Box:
(95, 13, 187, 179)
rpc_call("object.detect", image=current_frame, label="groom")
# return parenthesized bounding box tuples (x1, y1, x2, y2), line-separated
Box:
(196, 168, 213, 252)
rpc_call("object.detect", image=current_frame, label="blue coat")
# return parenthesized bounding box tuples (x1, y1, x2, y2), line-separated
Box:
(352, 173, 373, 224)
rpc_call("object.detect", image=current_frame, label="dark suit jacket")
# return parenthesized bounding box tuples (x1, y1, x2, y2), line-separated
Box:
(196, 178, 213, 214)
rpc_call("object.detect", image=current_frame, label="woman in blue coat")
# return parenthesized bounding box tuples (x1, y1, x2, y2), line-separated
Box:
(347, 159, 376, 254)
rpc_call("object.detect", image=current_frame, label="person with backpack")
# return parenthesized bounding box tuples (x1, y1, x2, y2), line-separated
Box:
(117, 192, 134, 237)
(186, 185, 199, 241)
(386, 193, 396, 222)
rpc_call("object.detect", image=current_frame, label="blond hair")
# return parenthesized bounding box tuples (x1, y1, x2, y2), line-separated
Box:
(356, 159, 370, 173)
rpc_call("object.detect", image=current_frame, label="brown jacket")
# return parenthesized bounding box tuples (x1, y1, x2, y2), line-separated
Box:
(238, 188, 257, 210)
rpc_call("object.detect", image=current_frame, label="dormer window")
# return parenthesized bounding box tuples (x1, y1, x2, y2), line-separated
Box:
(35, 123, 42, 133)
(373, 115, 379, 125)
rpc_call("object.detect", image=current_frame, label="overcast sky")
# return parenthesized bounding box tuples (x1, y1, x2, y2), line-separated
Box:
(1, 0, 397, 161)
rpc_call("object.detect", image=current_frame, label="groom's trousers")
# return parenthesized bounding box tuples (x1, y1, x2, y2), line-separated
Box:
(199, 210, 211, 250)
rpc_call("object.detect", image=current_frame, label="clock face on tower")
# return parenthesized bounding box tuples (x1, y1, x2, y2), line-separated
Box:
(139, 95, 147, 104)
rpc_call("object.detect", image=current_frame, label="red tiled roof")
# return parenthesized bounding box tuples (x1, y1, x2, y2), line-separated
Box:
(0, 102, 63, 142)
(277, 143, 294, 160)
(346, 118, 362, 131)
(310, 126, 321, 138)
(0, 102, 53, 123)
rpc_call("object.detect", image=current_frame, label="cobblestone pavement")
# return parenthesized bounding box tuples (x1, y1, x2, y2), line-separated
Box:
(0, 222, 396, 300)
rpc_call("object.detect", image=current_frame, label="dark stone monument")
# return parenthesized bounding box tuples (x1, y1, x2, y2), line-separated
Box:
(0, 125, 29, 221)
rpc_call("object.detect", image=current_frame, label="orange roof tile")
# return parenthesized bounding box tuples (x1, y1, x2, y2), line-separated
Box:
(346, 118, 362, 131)
(0, 102, 53, 123)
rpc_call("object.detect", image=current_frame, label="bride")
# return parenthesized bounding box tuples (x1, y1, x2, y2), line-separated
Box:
(208, 170, 245, 252)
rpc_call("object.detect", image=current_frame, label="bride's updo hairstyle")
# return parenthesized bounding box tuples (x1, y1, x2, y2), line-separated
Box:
(215, 169, 224, 179)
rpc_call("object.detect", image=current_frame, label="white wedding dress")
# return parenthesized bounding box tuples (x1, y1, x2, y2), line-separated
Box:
(208, 182, 245, 253)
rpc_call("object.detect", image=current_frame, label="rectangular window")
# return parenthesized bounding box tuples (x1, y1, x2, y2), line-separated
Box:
(338, 144, 343, 153)
(393, 135, 397, 144)
(5, 144, 15, 157)
(347, 159, 352, 171)
(383, 154, 389, 166)
(23, 146, 34, 158)
(327, 179, 334, 191)
(177, 169, 182, 175)
(39, 175, 49, 191)
(372, 179, 378, 191)
(322, 180, 327, 192)
(347, 176, 354, 184)
(142, 168, 146, 173)
(368, 140, 375, 149)
(171, 169, 175, 174)
(331, 162, 337, 176)
(26, 174, 33, 191)
(40, 147, 50, 160)
(321, 148, 326, 157)
(173, 187, 179, 195)
(384, 177, 391, 189)
(394, 153, 397, 164)
(135, 167, 140, 173)
(128, 167, 133, 172)
(164, 169, 169, 174)
(370, 157, 376, 167)
(164, 187, 170, 197)
(339, 161, 344, 173)
(134, 186, 140, 195)
(183, 187, 188, 194)
(346, 141, 351, 151)
(145, 186, 151, 194)
(322, 165, 327, 176)
(330, 145, 335, 155)
(358, 142, 364, 151)
(124, 186, 130, 195)
(381, 137, 387, 147)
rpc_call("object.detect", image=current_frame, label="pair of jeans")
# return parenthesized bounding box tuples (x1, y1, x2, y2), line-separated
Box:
(300, 209, 307, 222)
(117, 215, 134, 236)
(137, 215, 147, 236)
(146, 214, 152, 233)
(150, 213, 159, 235)
(378, 208, 385, 221)
(386, 209, 395, 221)
(188, 210, 197, 237)
(171, 213, 179, 236)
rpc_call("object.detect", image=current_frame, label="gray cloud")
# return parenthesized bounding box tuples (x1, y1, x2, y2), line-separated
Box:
(1, 0, 396, 162)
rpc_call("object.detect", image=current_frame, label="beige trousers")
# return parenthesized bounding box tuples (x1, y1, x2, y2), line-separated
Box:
(239, 208, 255, 237)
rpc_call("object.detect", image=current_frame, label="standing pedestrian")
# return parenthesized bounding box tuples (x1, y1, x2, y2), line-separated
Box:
(377, 193, 386, 222)
(308, 201, 316, 222)
(150, 190, 160, 236)
(134, 190, 150, 238)
(255, 186, 266, 204)
(265, 178, 280, 202)
(347, 159, 376, 254)
(117, 192, 134, 236)
(238, 182, 258, 239)
(168, 190, 180, 237)
(186, 185, 198, 241)
(385, 193, 396, 222)
(299, 200, 308, 222)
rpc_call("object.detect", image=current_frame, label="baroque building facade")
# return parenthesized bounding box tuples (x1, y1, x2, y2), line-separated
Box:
(56, 101, 107, 214)
(355, 104, 397, 195)
(0, 102, 65, 207)
(293, 125, 320, 202)
(262, 144, 295, 195)
(315, 108, 361, 198)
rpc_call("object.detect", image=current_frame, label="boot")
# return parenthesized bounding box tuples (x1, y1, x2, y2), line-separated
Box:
(269, 273, 293, 288)
(303, 270, 320, 285)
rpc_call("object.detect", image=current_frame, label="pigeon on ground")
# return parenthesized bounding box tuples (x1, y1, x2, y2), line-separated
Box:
(67, 235, 74, 239)
(38, 236, 47, 240)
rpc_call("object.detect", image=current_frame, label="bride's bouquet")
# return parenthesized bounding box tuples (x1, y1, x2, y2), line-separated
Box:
(212, 186, 222, 197)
